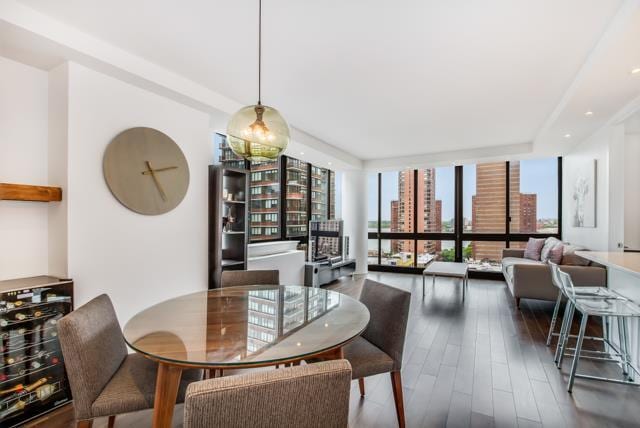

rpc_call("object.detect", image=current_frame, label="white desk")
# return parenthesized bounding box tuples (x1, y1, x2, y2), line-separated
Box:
(576, 251, 640, 369)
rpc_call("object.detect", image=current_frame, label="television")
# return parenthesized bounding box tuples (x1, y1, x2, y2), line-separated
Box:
(308, 220, 343, 263)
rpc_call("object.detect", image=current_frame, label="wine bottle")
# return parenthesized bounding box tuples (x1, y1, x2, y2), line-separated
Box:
(35, 384, 55, 401)
(0, 384, 24, 397)
(33, 311, 43, 318)
(15, 313, 26, 321)
(0, 399, 26, 419)
(0, 318, 8, 327)
(24, 378, 48, 392)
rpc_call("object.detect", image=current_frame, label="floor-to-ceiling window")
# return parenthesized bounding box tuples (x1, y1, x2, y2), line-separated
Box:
(213, 133, 337, 248)
(368, 158, 562, 275)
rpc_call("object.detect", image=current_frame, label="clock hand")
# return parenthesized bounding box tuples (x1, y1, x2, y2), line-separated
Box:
(141, 166, 178, 175)
(145, 161, 167, 201)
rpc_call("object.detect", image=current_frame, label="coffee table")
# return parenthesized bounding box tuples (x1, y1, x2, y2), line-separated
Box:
(423, 261, 469, 300)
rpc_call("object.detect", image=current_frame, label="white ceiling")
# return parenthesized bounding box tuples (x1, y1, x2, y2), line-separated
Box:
(10, 0, 640, 163)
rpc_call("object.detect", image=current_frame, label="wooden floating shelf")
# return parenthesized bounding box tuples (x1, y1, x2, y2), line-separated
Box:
(0, 183, 62, 202)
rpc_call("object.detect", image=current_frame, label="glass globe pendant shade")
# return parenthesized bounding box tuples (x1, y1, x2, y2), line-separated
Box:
(226, 104, 290, 162)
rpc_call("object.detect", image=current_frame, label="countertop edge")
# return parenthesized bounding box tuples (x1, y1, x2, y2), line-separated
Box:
(575, 251, 640, 280)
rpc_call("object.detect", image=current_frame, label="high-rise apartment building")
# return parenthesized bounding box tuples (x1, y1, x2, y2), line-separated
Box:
(217, 134, 246, 169)
(519, 193, 537, 233)
(249, 161, 280, 240)
(329, 172, 336, 219)
(285, 158, 308, 237)
(310, 166, 329, 221)
(390, 169, 441, 256)
(471, 161, 535, 261)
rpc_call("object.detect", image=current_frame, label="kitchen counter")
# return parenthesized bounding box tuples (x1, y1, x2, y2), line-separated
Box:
(576, 251, 640, 279)
(575, 251, 640, 371)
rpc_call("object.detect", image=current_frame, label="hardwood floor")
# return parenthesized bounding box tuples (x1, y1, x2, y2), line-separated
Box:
(28, 273, 640, 427)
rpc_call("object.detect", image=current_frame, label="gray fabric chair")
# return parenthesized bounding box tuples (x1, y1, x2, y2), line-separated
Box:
(57, 294, 202, 428)
(183, 360, 352, 428)
(220, 269, 279, 287)
(347, 279, 411, 428)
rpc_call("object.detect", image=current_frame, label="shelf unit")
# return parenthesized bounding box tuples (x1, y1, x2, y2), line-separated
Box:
(0, 276, 73, 427)
(0, 183, 62, 202)
(209, 165, 249, 289)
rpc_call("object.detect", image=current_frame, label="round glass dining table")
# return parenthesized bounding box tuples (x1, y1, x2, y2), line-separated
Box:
(123, 285, 370, 428)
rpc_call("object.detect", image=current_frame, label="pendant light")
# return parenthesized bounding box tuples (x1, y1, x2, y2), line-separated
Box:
(227, 0, 290, 162)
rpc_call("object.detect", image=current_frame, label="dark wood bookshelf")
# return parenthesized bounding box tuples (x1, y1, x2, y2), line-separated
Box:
(209, 165, 249, 289)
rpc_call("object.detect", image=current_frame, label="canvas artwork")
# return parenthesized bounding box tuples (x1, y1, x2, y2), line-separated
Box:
(571, 159, 597, 228)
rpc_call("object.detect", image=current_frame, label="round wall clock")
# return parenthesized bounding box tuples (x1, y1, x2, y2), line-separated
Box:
(103, 127, 190, 215)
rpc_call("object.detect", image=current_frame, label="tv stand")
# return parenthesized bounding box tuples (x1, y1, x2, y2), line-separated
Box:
(304, 259, 356, 287)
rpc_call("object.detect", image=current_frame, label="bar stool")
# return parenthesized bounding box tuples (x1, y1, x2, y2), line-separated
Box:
(554, 267, 640, 392)
(546, 262, 618, 349)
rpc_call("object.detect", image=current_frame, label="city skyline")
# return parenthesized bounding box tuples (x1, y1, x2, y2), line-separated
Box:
(368, 158, 558, 225)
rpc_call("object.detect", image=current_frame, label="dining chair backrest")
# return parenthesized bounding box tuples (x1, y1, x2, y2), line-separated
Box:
(359, 279, 411, 371)
(549, 262, 563, 290)
(557, 269, 577, 300)
(183, 359, 352, 428)
(220, 270, 280, 287)
(57, 294, 128, 420)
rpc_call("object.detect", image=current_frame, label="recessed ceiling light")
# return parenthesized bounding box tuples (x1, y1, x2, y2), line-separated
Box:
(328, 162, 332, 165)
(585, 111, 593, 116)
(564, 133, 572, 139)
(631, 67, 640, 75)
(300, 152, 304, 155)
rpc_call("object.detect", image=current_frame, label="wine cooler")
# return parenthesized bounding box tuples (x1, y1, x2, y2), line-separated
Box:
(0, 276, 73, 427)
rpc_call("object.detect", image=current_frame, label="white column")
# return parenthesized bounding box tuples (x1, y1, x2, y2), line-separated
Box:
(342, 170, 368, 275)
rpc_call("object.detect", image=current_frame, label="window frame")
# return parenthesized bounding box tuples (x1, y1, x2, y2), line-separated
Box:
(368, 158, 562, 276)
(214, 133, 336, 245)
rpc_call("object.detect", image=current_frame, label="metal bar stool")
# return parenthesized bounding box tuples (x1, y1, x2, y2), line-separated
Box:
(554, 267, 640, 392)
(546, 262, 617, 348)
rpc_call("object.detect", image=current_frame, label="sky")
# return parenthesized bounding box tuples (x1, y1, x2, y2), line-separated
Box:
(367, 158, 558, 222)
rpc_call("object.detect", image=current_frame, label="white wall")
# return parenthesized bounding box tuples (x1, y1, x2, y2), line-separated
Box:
(562, 121, 631, 252)
(48, 63, 69, 278)
(64, 63, 212, 325)
(0, 56, 49, 280)
(624, 133, 640, 250)
(562, 126, 611, 250)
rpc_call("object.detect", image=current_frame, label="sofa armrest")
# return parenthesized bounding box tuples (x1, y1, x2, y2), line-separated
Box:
(503, 248, 525, 258)
(559, 265, 607, 287)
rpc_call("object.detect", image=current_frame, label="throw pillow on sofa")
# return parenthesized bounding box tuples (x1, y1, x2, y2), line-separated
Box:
(547, 244, 564, 264)
(523, 237, 545, 261)
(540, 237, 561, 261)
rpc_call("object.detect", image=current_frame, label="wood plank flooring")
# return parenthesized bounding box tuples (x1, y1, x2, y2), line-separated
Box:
(28, 273, 640, 427)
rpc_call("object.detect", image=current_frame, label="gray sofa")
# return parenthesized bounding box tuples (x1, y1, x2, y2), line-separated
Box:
(502, 248, 607, 308)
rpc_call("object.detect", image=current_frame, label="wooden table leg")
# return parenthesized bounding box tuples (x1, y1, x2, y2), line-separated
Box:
(152, 362, 183, 428)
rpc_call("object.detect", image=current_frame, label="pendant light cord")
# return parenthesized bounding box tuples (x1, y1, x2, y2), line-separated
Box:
(258, 0, 262, 105)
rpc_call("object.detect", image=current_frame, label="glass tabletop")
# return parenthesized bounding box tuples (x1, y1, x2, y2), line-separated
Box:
(123, 285, 370, 367)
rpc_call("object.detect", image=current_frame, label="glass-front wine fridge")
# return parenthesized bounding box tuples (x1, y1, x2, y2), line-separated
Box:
(0, 276, 73, 427)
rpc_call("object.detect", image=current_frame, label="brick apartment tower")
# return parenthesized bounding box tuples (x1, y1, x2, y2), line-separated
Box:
(471, 162, 523, 261)
(390, 169, 441, 256)
(435, 200, 442, 251)
(471, 162, 539, 261)
(519, 193, 537, 233)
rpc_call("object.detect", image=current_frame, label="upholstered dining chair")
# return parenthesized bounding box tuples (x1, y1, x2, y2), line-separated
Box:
(347, 279, 411, 428)
(183, 360, 352, 428)
(57, 294, 202, 428)
(220, 269, 279, 287)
